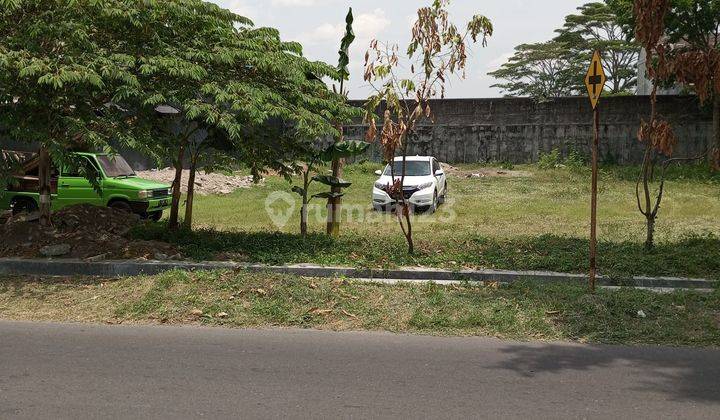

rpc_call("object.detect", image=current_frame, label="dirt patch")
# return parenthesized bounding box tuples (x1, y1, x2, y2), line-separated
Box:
(0, 210, 10, 225)
(136, 168, 261, 195)
(441, 163, 531, 179)
(0, 204, 179, 260)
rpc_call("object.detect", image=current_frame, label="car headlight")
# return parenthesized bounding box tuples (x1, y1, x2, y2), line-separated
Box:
(417, 182, 433, 190)
(138, 190, 151, 199)
(374, 181, 386, 190)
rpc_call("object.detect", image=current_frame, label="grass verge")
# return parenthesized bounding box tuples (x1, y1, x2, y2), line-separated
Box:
(2, 271, 719, 346)
(130, 163, 720, 280)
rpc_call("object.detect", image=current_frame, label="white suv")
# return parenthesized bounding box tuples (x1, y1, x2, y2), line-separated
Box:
(372, 156, 448, 213)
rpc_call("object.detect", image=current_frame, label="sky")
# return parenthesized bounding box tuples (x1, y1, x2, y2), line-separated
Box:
(210, 0, 586, 99)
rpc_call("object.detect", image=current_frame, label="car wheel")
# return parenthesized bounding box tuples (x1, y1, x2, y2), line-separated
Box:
(438, 182, 447, 204)
(11, 197, 38, 215)
(109, 200, 133, 214)
(427, 190, 438, 214)
(148, 211, 163, 222)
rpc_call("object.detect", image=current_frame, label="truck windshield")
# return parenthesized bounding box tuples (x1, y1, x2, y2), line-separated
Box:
(96, 155, 136, 178)
(383, 161, 431, 177)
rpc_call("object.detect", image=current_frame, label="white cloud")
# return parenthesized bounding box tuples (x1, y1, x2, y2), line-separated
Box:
(354, 8, 391, 39)
(296, 8, 391, 45)
(216, 0, 259, 21)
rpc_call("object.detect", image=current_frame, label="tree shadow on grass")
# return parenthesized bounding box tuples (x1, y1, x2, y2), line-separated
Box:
(468, 233, 720, 280)
(131, 223, 720, 279)
(131, 223, 341, 264)
(492, 342, 720, 403)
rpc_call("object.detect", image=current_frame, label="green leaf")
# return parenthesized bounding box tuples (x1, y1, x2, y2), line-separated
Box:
(337, 7, 355, 81)
(312, 175, 352, 188)
(311, 191, 344, 200)
(291, 186, 305, 196)
(320, 140, 370, 161)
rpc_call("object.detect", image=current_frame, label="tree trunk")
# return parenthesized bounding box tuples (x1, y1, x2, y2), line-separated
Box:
(183, 155, 197, 230)
(300, 198, 308, 237)
(168, 145, 185, 229)
(326, 157, 343, 236)
(400, 143, 413, 254)
(713, 95, 719, 169)
(645, 215, 655, 250)
(300, 169, 310, 237)
(404, 208, 414, 254)
(38, 146, 52, 227)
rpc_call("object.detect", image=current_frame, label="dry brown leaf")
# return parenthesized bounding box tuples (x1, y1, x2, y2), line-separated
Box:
(545, 310, 560, 316)
(309, 307, 333, 316)
(341, 310, 358, 319)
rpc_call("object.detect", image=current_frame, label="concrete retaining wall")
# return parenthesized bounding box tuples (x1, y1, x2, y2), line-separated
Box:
(346, 95, 713, 164)
(2, 96, 713, 167)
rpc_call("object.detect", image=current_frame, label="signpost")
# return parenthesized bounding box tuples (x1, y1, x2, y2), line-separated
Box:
(584, 51, 606, 292)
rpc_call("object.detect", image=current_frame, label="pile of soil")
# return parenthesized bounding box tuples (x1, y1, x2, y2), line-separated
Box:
(441, 163, 531, 178)
(136, 168, 260, 195)
(0, 204, 179, 260)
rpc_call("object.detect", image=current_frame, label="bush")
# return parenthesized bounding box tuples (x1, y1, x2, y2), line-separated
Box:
(499, 161, 515, 170)
(538, 149, 562, 169)
(564, 147, 587, 171)
(538, 147, 587, 171)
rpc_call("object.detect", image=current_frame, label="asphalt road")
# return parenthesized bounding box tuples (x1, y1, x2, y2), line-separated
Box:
(1, 321, 719, 419)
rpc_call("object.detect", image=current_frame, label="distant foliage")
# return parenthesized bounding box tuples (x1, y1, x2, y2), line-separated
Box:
(490, 1, 638, 99)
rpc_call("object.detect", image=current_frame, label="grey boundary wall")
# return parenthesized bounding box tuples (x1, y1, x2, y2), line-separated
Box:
(344, 95, 712, 165)
(2, 96, 713, 167)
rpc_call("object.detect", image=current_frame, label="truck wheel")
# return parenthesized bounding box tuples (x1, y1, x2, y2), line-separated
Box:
(109, 200, 132, 214)
(11, 197, 38, 215)
(148, 211, 163, 222)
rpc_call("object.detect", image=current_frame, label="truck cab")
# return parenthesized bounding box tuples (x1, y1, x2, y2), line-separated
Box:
(1, 151, 172, 221)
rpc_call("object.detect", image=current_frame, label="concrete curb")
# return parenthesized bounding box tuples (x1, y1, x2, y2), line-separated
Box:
(0, 258, 715, 290)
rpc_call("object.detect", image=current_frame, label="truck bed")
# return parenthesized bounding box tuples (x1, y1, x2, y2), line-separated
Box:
(2, 149, 57, 193)
(1, 150, 38, 172)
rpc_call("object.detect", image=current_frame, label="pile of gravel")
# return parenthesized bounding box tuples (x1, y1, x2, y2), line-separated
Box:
(136, 169, 260, 195)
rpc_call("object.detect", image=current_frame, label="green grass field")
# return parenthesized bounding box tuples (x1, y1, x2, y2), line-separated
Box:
(134, 163, 720, 280)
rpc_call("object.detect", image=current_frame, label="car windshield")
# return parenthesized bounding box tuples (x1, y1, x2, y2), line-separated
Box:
(383, 161, 431, 177)
(96, 155, 136, 178)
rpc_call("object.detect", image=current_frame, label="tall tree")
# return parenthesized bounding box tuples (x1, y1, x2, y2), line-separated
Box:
(632, 0, 708, 249)
(1, 0, 356, 229)
(364, 0, 492, 254)
(610, 0, 720, 168)
(119, 2, 354, 229)
(0, 0, 153, 225)
(489, 41, 579, 99)
(555, 2, 640, 94)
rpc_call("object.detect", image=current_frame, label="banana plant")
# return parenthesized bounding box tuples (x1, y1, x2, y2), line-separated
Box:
(291, 140, 369, 237)
(326, 7, 356, 237)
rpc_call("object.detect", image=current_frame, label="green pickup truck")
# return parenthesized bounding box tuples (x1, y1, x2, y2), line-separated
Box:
(1, 151, 172, 221)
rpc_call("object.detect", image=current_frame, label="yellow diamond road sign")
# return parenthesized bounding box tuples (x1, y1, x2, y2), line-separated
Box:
(585, 51, 606, 109)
